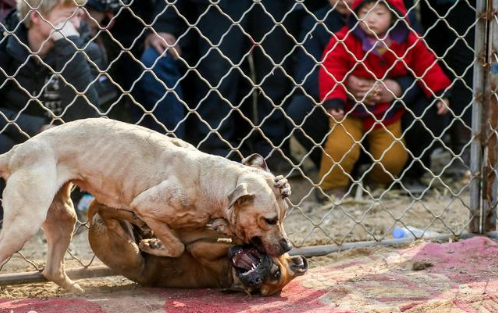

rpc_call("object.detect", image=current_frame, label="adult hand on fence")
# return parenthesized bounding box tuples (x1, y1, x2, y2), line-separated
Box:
(145, 32, 182, 60)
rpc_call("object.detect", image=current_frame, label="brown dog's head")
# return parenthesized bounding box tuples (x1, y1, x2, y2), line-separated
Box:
(227, 154, 292, 257)
(228, 245, 308, 296)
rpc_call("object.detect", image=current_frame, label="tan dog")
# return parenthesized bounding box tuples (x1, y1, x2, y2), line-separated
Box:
(88, 201, 307, 296)
(0, 118, 292, 293)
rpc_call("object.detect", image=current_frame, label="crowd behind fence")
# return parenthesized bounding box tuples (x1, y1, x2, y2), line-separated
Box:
(0, 0, 492, 280)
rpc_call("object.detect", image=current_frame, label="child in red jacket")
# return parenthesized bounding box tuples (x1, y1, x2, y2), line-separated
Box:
(318, 0, 451, 198)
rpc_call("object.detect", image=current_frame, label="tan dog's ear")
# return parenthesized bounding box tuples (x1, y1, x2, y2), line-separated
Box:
(289, 255, 308, 276)
(227, 183, 255, 209)
(242, 154, 269, 172)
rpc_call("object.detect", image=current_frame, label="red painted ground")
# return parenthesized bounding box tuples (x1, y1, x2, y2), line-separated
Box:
(3, 237, 498, 313)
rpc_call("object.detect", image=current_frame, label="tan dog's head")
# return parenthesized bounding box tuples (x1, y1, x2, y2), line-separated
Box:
(226, 154, 292, 257)
(228, 245, 308, 296)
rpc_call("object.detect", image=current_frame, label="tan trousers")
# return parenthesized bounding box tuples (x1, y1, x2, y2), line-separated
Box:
(319, 117, 408, 190)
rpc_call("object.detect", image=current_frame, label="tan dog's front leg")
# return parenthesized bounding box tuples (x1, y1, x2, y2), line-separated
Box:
(131, 180, 185, 258)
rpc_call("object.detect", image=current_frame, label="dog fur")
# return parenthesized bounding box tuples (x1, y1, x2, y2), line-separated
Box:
(88, 201, 307, 296)
(0, 118, 291, 292)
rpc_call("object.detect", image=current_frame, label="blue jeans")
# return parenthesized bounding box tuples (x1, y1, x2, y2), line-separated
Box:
(132, 47, 185, 139)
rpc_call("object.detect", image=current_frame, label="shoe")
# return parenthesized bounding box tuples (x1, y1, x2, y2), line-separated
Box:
(315, 187, 347, 204)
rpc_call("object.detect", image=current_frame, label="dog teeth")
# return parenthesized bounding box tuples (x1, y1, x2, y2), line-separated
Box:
(242, 267, 256, 276)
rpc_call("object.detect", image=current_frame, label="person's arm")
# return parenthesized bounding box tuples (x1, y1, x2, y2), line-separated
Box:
(146, 0, 188, 58)
(52, 33, 100, 121)
(394, 75, 422, 105)
(409, 35, 452, 114)
(318, 33, 351, 113)
(0, 27, 45, 139)
(295, 15, 323, 99)
(0, 108, 45, 140)
(409, 36, 451, 99)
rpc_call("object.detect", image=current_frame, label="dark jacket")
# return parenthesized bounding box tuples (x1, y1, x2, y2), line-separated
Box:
(0, 11, 100, 141)
(319, 0, 451, 129)
(295, 6, 347, 99)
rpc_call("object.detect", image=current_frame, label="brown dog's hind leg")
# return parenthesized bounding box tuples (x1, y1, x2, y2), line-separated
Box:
(88, 202, 151, 243)
(41, 183, 82, 293)
(88, 204, 145, 282)
(91, 204, 150, 233)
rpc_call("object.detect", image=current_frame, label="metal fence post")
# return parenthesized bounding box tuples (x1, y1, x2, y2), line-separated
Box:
(472, 0, 498, 233)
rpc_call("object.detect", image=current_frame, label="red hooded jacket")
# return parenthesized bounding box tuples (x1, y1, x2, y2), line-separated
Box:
(319, 0, 451, 129)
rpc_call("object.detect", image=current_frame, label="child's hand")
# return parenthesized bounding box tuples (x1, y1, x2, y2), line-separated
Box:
(328, 108, 345, 120)
(437, 98, 450, 115)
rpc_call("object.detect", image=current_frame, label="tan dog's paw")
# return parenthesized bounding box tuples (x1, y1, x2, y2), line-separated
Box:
(207, 218, 235, 237)
(68, 282, 85, 294)
(139, 239, 185, 257)
(274, 175, 291, 198)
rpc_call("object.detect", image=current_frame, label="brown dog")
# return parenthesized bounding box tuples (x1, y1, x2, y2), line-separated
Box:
(0, 118, 292, 292)
(88, 201, 307, 296)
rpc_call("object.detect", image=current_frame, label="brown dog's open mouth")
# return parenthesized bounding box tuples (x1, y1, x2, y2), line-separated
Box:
(231, 247, 261, 275)
(228, 245, 271, 287)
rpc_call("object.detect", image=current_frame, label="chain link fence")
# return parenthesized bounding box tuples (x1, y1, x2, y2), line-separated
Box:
(0, 0, 494, 285)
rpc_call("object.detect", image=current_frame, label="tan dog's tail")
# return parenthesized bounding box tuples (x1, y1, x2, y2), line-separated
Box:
(0, 146, 16, 180)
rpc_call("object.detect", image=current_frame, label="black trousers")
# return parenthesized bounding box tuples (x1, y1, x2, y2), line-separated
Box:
(421, 0, 476, 152)
(184, 1, 295, 158)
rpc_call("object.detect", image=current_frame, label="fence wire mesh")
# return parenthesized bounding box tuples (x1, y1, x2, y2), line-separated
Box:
(0, 0, 490, 284)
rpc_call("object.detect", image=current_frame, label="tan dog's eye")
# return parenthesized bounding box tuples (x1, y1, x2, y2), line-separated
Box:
(264, 218, 278, 225)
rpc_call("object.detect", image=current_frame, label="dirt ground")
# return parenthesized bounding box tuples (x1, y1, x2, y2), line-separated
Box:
(2, 236, 498, 313)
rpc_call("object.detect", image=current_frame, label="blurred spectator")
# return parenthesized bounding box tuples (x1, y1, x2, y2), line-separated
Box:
(152, 0, 297, 172)
(421, 0, 476, 178)
(0, 0, 101, 223)
(288, 0, 358, 168)
(318, 0, 451, 199)
(86, 0, 156, 122)
(83, 0, 120, 109)
(130, 1, 186, 138)
(240, 1, 298, 171)
(287, 0, 446, 193)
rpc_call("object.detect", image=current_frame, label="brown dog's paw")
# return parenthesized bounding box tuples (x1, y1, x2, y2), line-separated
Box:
(274, 175, 291, 198)
(139, 239, 185, 257)
(207, 218, 234, 237)
(139, 238, 164, 250)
